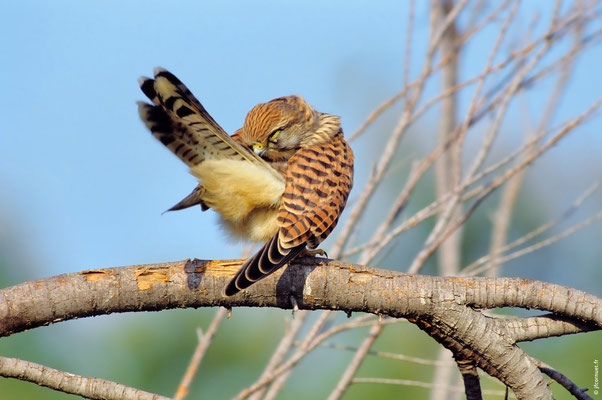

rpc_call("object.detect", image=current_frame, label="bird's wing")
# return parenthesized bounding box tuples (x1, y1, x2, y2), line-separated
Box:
(225, 131, 354, 296)
(138, 68, 276, 172)
(163, 128, 249, 212)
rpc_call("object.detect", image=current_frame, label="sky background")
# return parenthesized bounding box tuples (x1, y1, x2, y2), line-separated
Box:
(1, 1, 601, 399)
(0, 1, 600, 285)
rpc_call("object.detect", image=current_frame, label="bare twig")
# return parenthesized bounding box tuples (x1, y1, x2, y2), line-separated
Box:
(463, 182, 599, 275)
(305, 341, 454, 367)
(261, 310, 327, 400)
(0, 356, 169, 400)
(403, 0, 415, 95)
(488, 6, 584, 278)
(330, 0, 470, 258)
(327, 321, 385, 400)
(408, 96, 602, 273)
(351, 377, 512, 397)
(434, 0, 462, 277)
(409, 0, 554, 274)
(470, 210, 602, 276)
(249, 311, 309, 400)
(539, 367, 593, 400)
(174, 307, 228, 400)
(233, 315, 376, 400)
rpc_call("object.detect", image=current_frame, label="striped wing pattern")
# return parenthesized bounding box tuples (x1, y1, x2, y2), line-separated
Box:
(225, 131, 354, 295)
(165, 129, 249, 212)
(138, 68, 261, 167)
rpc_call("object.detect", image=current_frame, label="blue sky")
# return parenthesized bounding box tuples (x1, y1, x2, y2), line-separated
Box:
(1, 3, 602, 398)
(1, 1, 601, 289)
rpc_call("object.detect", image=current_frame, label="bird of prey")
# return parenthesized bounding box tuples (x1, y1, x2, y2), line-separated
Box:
(138, 68, 353, 296)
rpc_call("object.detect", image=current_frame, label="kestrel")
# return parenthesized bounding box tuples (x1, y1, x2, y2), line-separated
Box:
(138, 68, 354, 296)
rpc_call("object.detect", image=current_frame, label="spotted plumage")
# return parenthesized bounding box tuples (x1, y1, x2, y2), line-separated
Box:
(138, 68, 354, 296)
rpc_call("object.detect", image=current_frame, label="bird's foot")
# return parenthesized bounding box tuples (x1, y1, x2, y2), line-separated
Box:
(301, 248, 328, 258)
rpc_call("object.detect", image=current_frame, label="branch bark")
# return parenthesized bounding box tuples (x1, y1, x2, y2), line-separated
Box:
(1, 258, 600, 399)
(0, 356, 169, 400)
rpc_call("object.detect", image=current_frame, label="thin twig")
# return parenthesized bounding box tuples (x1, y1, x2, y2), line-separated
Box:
(330, 0, 470, 258)
(540, 367, 593, 400)
(249, 311, 309, 400)
(533, 358, 594, 400)
(345, 128, 588, 260)
(486, 4, 585, 277)
(174, 307, 228, 400)
(403, 0, 415, 96)
(360, 0, 525, 265)
(305, 341, 454, 367)
(327, 322, 385, 400)
(408, 96, 602, 273)
(232, 315, 377, 400)
(351, 377, 513, 397)
(434, 0, 463, 277)
(262, 310, 334, 399)
(345, 1, 595, 264)
(470, 210, 602, 276)
(411, 0, 549, 275)
(463, 182, 599, 274)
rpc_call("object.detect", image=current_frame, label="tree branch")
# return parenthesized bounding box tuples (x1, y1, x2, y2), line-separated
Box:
(0, 356, 169, 400)
(1, 258, 600, 399)
(539, 367, 593, 400)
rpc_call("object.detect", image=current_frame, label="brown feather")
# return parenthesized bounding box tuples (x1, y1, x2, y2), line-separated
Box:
(137, 68, 354, 297)
(224, 130, 354, 296)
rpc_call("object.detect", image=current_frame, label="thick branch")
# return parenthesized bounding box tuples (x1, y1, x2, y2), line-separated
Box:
(1, 259, 600, 336)
(1, 258, 600, 399)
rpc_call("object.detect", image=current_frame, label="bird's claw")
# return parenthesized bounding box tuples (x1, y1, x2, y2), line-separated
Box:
(302, 248, 328, 258)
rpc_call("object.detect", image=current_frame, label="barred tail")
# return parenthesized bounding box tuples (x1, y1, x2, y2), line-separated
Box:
(224, 234, 306, 296)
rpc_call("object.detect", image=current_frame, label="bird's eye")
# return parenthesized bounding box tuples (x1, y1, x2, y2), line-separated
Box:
(268, 130, 280, 142)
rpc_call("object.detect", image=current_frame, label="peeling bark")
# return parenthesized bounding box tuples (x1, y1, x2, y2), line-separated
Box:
(1, 258, 600, 399)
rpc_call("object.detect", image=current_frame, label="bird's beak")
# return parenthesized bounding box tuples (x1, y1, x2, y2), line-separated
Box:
(253, 143, 266, 156)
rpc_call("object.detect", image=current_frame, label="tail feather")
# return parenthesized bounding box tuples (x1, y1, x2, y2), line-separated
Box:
(224, 234, 306, 296)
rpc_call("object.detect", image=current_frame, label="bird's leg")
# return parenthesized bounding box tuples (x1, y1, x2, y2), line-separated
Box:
(290, 296, 299, 316)
(300, 248, 328, 258)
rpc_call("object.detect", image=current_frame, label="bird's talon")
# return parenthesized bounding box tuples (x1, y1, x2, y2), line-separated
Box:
(302, 249, 328, 258)
(290, 295, 299, 316)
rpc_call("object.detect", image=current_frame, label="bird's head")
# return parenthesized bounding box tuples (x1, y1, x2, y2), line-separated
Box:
(242, 95, 321, 162)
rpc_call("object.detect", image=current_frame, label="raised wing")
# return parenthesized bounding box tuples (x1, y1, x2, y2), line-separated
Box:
(138, 68, 273, 169)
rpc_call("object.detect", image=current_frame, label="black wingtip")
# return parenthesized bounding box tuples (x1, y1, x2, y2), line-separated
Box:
(139, 76, 156, 100)
(153, 67, 182, 85)
(153, 67, 168, 77)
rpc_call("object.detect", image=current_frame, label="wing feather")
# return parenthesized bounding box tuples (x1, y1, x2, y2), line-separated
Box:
(138, 68, 279, 177)
(278, 131, 354, 250)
